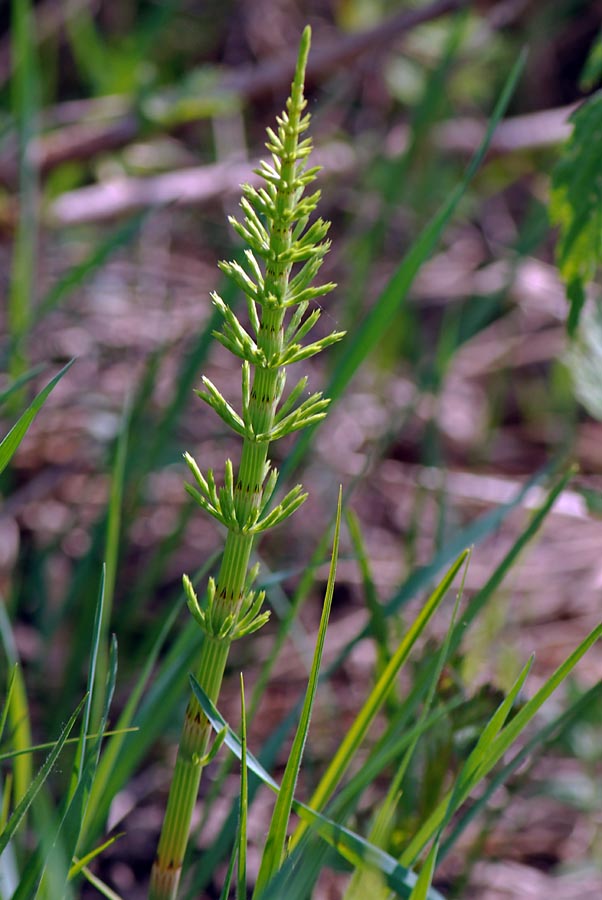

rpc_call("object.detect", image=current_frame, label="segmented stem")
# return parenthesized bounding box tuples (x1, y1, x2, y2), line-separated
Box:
(150, 26, 343, 899)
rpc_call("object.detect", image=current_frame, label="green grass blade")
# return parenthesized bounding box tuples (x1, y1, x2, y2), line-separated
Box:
(190, 681, 445, 900)
(483, 622, 602, 772)
(253, 489, 342, 898)
(291, 549, 469, 849)
(328, 464, 550, 673)
(0, 604, 33, 811)
(73, 566, 107, 791)
(347, 509, 389, 669)
(0, 360, 74, 476)
(280, 49, 527, 482)
(219, 843, 237, 900)
(447, 468, 574, 658)
(80, 866, 125, 900)
(0, 696, 86, 858)
(440, 679, 602, 860)
(0, 665, 17, 744)
(237, 675, 248, 900)
(0, 365, 44, 406)
(80, 555, 219, 847)
(345, 554, 469, 900)
(409, 841, 439, 900)
(453, 657, 533, 795)
(38, 634, 118, 896)
(401, 620, 602, 867)
(64, 4, 110, 94)
(92, 400, 130, 728)
(69, 832, 125, 879)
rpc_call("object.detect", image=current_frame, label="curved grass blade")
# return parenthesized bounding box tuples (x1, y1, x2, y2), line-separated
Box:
(69, 832, 125, 880)
(80, 865, 125, 900)
(346, 555, 469, 900)
(446, 468, 575, 658)
(440, 679, 602, 860)
(74, 566, 106, 789)
(91, 400, 130, 730)
(400, 620, 602, 867)
(291, 549, 469, 850)
(237, 675, 248, 900)
(253, 489, 342, 898)
(190, 681, 445, 900)
(0, 604, 33, 812)
(0, 696, 86, 858)
(79, 554, 219, 847)
(328, 464, 550, 674)
(38, 633, 118, 896)
(0, 359, 74, 476)
(0, 365, 43, 406)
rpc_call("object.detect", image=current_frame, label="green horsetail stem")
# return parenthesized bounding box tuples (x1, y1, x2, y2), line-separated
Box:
(149, 26, 344, 899)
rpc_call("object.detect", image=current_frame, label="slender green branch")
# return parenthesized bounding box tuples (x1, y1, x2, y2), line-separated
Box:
(149, 26, 343, 900)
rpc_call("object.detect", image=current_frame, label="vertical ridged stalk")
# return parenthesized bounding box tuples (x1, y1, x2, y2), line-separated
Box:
(150, 26, 344, 899)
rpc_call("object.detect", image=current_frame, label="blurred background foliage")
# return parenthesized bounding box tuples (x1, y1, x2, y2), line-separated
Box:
(2, 0, 602, 897)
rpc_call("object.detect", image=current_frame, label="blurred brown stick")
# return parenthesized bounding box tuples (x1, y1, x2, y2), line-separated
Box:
(0, 0, 468, 183)
(47, 104, 575, 227)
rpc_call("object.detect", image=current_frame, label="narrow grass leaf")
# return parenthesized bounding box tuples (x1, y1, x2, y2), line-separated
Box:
(0, 696, 86, 857)
(329, 464, 550, 673)
(0, 772, 12, 832)
(38, 635, 118, 895)
(409, 841, 439, 900)
(0, 666, 17, 744)
(80, 865, 125, 900)
(440, 679, 602, 860)
(482, 621, 602, 772)
(73, 566, 106, 791)
(219, 843, 237, 900)
(93, 401, 130, 727)
(292, 549, 469, 850)
(0, 605, 33, 811)
(237, 675, 248, 900)
(190, 682, 444, 900)
(80, 555, 219, 847)
(0, 360, 74, 476)
(454, 657, 533, 795)
(447, 468, 574, 658)
(0, 365, 44, 406)
(69, 832, 125, 879)
(347, 509, 388, 669)
(253, 489, 342, 897)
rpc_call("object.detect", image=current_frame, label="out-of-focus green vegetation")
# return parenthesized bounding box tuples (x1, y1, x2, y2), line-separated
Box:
(2, 1, 602, 897)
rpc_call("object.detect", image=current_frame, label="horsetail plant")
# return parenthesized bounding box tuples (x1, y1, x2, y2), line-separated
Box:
(149, 27, 344, 899)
